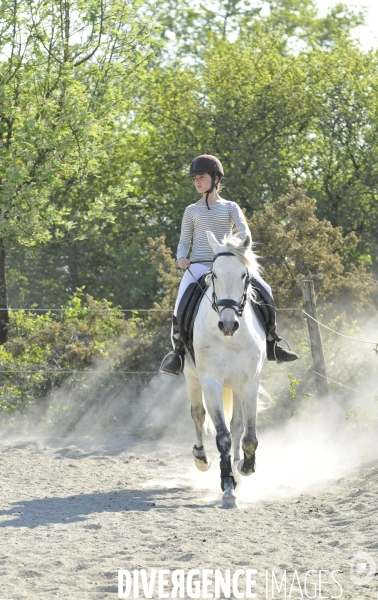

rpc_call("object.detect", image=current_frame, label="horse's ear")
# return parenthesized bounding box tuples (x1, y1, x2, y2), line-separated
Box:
(207, 230, 221, 253)
(242, 235, 251, 249)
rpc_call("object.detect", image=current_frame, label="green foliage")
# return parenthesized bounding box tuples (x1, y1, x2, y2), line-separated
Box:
(298, 44, 378, 271)
(0, 291, 130, 412)
(288, 374, 300, 402)
(153, 0, 364, 58)
(0, 0, 159, 244)
(125, 31, 378, 275)
(6, 11, 378, 312)
(260, 0, 364, 49)
(248, 186, 377, 310)
(7, 230, 162, 309)
(0, 236, 179, 415)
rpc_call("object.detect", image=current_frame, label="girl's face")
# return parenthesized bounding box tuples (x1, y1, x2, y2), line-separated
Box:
(192, 173, 214, 193)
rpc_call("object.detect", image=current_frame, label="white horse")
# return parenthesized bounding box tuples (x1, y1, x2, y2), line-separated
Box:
(184, 231, 266, 509)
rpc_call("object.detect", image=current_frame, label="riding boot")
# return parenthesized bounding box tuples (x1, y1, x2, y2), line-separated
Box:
(266, 338, 299, 363)
(160, 315, 185, 376)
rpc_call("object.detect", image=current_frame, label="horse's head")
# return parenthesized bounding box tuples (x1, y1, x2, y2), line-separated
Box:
(207, 231, 257, 337)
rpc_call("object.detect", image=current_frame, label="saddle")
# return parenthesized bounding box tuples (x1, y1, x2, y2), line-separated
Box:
(176, 272, 277, 365)
(249, 276, 277, 341)
(176, 273, 209, 363)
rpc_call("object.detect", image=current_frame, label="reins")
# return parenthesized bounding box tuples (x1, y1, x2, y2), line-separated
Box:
(186, 266, 214, 309)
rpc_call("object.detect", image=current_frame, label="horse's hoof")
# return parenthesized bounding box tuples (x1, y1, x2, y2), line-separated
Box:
(221, 489, 239, 509)
(194, 455, 211, 472)
(237, 458, 255, 476)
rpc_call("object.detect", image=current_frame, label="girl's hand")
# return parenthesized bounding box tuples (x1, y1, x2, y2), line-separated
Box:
(177, 257, 191, 269)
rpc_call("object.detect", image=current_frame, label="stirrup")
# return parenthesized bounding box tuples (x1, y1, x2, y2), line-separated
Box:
(274, 336, 291, 362)
(268, 337, 298, 364)
(159, 351, 184, 376)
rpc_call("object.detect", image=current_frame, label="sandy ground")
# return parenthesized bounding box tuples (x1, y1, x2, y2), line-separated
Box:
(0, 423, 378, 600)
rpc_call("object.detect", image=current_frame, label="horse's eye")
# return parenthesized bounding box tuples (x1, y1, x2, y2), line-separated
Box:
(241, 273, 246, 279)
(212, 272, 217, 279)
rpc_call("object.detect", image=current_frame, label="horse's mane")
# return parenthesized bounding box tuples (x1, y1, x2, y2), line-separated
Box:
(221, 235, 261, 275)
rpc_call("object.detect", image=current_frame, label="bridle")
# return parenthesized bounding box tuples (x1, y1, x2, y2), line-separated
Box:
(210, 252, 251, 318)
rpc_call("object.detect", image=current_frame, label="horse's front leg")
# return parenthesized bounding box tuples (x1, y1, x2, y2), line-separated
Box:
(201, 377, 238, 509)
(185, 370, 211, 472)
(237, 380, 259, 477)
(230, 393, 243, 463)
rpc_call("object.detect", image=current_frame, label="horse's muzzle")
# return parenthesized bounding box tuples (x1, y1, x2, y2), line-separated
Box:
(218, 317, 239, 337)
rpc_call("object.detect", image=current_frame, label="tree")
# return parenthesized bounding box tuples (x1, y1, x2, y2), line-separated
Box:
(294, 44, 378, 274)
(4, 2, 376, 316)
(6, 211, 162, 310)
(0, 0, 158, 341)
(153, 0, 364, 59)
(260, 0, 364, 49)
(248, 186, 376, 310)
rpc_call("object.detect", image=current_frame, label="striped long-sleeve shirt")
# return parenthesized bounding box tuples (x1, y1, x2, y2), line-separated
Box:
(177, 200, 251, 263)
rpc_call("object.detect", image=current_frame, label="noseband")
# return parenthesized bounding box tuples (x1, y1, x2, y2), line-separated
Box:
(211, 252, 250, 317)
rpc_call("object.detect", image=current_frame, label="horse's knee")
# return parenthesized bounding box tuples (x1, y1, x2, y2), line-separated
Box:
(216, 430, 232, 455)
(242, 437, 258, 458)
(239, 436, 258, 476)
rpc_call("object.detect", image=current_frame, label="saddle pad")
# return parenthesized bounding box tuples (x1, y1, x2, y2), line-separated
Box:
(176, 273, 210, 363)
(249, 277, 277, 339)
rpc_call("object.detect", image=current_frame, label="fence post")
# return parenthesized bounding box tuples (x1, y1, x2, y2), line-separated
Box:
(301, 279, 328, 397)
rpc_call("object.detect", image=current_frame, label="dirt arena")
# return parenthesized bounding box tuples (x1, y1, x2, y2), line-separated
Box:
(1, 403, 377, 600)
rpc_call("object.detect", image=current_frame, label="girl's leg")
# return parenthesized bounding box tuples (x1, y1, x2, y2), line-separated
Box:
(161, 263, 210, 375)
(171, 263, 210, 350)
(250, 271, 298, 363)
(174, 264, 210, 316)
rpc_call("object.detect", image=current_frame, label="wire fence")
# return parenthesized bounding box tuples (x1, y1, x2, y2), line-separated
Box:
(302, 310, 378, 347)
(6, 306, 303, 312)
(7, 308, 170, 312)
(299, 310, 378, 402)
(0, 370, 159, 374)
(312, 370, 378, 401)
(1, 305, 377, 403)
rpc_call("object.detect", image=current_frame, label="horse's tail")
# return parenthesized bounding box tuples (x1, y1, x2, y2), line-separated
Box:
(202, 384, 268, 434)
(222, 386, 233, 430)
(202, 394, 215, 435)
(257, 384, 273, 412)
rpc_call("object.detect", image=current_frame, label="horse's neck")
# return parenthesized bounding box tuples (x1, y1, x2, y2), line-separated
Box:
(198, 283, 217, 322)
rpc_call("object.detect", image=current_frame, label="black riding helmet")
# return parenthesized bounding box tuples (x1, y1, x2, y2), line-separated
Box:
(189, 154, 224, 210)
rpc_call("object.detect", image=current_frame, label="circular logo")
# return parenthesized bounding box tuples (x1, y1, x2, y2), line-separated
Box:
(350, 551, 376, 585)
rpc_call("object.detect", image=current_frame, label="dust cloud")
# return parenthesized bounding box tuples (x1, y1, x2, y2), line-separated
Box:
(1, 312, 377, 505)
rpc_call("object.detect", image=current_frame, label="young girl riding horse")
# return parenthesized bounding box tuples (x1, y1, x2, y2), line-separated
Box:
(160, 154, 298, 376)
